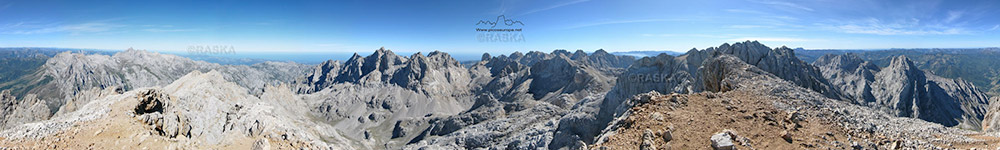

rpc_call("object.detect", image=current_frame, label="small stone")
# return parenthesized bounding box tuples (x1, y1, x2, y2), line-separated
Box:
(251, 138, 271, 150)
(890, 141, 901, 149)
(650, 112, 665, 121)
(640, 139, 656, 150)
(785, 110, 799, 122)
(850, 142, 862, 149)
(661, 130, 673, 142)
(780, 130, 792, 143)
(641, 129, 657, 150)
(643, 129, 655, 139)
(711, 131, 734, 150)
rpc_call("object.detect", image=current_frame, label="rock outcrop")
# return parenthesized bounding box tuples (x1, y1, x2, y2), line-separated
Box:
(699, 42, 840, 98)
(813, 53, 879, 104)
(815, 54, 990, 130)
(604, 41, 841, 117)
(985, 97, 1000, 132)
(0, 90, 50, 129)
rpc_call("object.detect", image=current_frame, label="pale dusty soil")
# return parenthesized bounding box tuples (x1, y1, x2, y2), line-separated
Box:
(0, 94, 311, 150)
(951, 134, 1000, 149)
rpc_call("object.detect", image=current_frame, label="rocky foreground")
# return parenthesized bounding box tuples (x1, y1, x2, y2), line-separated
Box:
(1, 71, 350, 149)
(1, 41, 999, 149)
(592, 55, 997, 149)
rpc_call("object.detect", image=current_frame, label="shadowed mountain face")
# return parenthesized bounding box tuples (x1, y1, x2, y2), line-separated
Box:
(0, 42, 996, 149)
(814, 54, 990, 130)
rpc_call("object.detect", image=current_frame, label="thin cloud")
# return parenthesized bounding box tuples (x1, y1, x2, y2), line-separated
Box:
(566, 19, 670, 29)
(748, 0, 814, 11)
(143, 28, 198, 32)
(2, 18, 129, 35)
(990, 25, 999, 31)
(837, 25, 964, 35)
(0, 3, 12, 11)
(142, 24, 174, 28)
(727, 25, 772, 29)
(831, 18, 967, 35)
(725, 9, 766, 14)
(519, 0, 589, 16)
(642, 33, 745, 39)
(723, 8, 801, 30)
(770, 16, 798, 21)
(728, 37, 816, 42)
(5, 22, 126, 35)
(945, 11, 963, 23)
(314, 43, 341, 47)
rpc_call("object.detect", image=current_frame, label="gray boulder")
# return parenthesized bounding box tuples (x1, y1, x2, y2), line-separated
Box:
(710, 130, 735, 150)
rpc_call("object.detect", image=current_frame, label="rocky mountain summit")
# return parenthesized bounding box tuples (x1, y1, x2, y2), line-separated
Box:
(814, 54, 990, 130)
(0, 48, 309, 130)
(0, 70, 352, 149)
(604, 41, 840, 103)
(1, 42, 999, 149)
(547, 41, 847, 149)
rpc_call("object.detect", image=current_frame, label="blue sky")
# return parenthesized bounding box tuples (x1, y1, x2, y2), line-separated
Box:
(1, 0, 999, 55)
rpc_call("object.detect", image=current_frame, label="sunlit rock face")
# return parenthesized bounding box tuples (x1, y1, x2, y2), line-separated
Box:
(817, 54, 990, 130)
